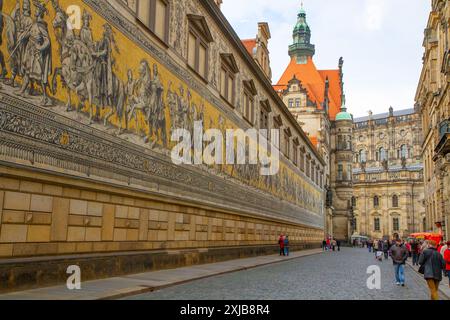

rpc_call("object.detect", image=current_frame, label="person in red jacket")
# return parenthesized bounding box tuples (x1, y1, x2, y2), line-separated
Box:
(444, 241, 450, 288)
(278, 234, 285, 256)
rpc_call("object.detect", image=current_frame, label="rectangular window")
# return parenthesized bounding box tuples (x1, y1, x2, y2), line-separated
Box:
(137, 0, 169, 43)
(188, 32, 197, 67)
(284, 133, 290, 158)
(347, 164, 352, 181)
(288, 99, 294, 108)
(187, 28, 209, 80)
(243, 91, 255, 124)
(300, 150, 305, 172)
(154, 0, 168, 40)
(219, 61, 236, 106)
(374, 218, 380, 232)
(306, 158, 311, 178)
(393, 218, 400, 231)
(338, 164, 343, 181)
(198, 44, 207, 78)
(295, 98, 301, 108)
(293, 147, 298, 166)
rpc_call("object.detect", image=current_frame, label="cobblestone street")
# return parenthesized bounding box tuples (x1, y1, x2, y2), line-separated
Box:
(126, 248, 444, 300)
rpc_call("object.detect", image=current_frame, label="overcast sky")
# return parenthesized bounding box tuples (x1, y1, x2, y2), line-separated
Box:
(222, 0, 430, 118)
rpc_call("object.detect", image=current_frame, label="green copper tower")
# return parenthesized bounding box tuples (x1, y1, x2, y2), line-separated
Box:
(289, 3, 315, 64)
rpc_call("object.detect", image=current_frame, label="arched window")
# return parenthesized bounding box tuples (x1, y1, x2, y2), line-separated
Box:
(392, 195, 399, 207)
(359, 149, 367, 163)
(374, 196, 379, 207)
(400, 145, 408, 159)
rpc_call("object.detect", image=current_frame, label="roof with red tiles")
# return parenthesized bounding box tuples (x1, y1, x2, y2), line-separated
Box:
(275, 57, 342, 120)
(241, 39, 256, 56)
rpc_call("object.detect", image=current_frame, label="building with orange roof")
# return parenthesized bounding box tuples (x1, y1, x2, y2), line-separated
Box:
(275, 5, 355, 240)
(241, 23, 272, 81)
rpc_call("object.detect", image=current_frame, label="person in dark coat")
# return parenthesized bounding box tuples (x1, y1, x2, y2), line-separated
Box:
(336, 239, 341, 252)
(382, 240, 389, 260)
(389, 239, 408, 286)
(419, 240, 446, 300)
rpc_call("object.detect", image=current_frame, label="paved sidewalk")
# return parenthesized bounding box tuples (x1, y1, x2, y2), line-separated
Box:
(406, 260, 450, 299)
(0, 248, 322, 300)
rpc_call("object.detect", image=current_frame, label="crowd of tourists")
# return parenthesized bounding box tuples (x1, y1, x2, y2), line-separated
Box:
(361, 237, 450, 300)
(321, 237, 341, 252)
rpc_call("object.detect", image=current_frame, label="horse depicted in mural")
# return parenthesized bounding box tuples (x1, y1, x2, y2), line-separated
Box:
(51, 5, 95, 118)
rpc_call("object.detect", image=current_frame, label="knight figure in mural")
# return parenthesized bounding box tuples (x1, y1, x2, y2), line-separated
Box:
(2, 0, 34, 88)
(127, 59, 152, 137)
(51, 0, 94, 113)
(16, 0, 52, 106)
(145, 63, 166, 147)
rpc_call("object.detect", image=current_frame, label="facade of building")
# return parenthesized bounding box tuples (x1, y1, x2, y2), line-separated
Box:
(0, 0, 326, 291)
(275, 6, 353, 240)
(415, 0, 450, 241)
(352, 109, 425, 239)
(277, 6, 426, 241)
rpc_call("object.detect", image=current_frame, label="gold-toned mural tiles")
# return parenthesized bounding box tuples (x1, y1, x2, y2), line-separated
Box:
(0, 0, 322, 214)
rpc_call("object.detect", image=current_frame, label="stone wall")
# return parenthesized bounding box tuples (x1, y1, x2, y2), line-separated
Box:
(0, 168, 322, 259)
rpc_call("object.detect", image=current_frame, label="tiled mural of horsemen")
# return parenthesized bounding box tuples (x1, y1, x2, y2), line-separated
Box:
(3, 0, 52, 105)
(51, 1, 125, 129)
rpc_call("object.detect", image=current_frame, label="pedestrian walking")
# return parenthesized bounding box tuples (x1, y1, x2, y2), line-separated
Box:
(336, 239, 341, 252)
(389, 239, 408, 286)
(278, 234, 285, 256)
(406, 241, 412, 258)
(440, 241, 448, 256)
(443, 241, 450, 288)
(383, 240, 389, 260)
(411, 240, 419, 266)
(331, 239, 337, 251)
(326, 238, 331, 251)
(284, 235, 290, 256)
(322, 239, 327, 251)
(418, 240, 446, 300)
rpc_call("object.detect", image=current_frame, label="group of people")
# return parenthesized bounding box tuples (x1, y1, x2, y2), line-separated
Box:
(367, 237, 450, 300)
(321, 238, 341, 252)
(278, 234, 290, 256)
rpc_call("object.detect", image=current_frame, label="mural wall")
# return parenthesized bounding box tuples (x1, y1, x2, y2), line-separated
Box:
(0, 0, 323, 221)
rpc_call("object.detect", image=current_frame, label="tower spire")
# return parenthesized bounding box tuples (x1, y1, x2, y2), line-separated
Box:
(289, 2, 315, 64)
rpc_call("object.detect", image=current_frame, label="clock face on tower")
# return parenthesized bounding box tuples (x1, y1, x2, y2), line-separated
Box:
(379, 132, 385, 140)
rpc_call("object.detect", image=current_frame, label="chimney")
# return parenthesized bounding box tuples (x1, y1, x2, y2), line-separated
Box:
(214, 0, 223, 9)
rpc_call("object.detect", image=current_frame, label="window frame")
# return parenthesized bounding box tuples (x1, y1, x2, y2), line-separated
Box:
(393, 217, 400, 232)
(243, 80, 258, 125)
(219, 54, 239, 107)
(374, 217, 381, 232)
(136, 0, 170, 45)
(187, 15, 213, 82)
